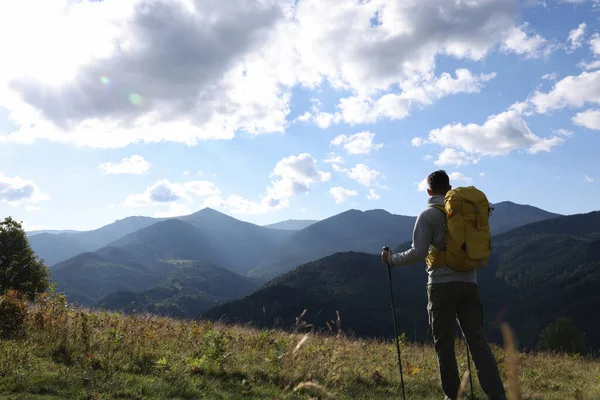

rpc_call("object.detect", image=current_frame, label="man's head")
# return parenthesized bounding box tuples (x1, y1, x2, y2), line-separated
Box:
(426, 170, 451, 196)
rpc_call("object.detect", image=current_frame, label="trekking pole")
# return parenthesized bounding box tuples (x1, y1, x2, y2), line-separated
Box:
(383, 246, 406, 400)
(466, 341, 474, 397)
(457, 320, 475, 398)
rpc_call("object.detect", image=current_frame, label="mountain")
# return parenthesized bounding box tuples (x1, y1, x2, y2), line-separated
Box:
(247, 209, 417, 280)
(204, 251, 518, 344)
(264, 219, 319, 230)
(96, 261, 260, 318)
(490, 201, 562, 234)
(28, 208, 294, 271)
(205, 210, 600, 350)
(247, 202, 561, 281)
(50, 247, 162, 305)
(489, 210, 600, 348)
(51, 219, 223, 304)
(50, 211, 291, 305)
(178, 208, 294, 274)
(28, 216, 163, 266)
(26, 229, 80, 236)
(105, 219, 220, 266)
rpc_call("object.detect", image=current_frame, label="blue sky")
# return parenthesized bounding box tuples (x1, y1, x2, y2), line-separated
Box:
(1, 0, 599, 231)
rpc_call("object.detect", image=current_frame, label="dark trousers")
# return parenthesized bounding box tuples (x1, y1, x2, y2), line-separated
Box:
(427, 282, 507, 400)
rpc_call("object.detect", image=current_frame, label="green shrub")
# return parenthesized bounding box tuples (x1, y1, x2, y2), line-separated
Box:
(0, 289, 28, 339)
(538, 317, 588, 354)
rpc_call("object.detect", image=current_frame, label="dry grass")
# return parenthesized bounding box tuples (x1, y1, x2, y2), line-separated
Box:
(0, 293, 599, 399)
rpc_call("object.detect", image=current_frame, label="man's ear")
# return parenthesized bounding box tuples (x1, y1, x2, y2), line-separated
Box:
(427, 188, 432, 196)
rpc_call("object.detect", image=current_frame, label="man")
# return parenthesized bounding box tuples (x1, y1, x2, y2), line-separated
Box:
(381, 170, 506, 400)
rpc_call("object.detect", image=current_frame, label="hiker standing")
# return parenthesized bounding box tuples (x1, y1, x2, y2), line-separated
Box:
(382, 170, 507, 400)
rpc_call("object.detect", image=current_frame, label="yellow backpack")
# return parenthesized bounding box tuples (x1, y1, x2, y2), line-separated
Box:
(425, 186, 492, 271)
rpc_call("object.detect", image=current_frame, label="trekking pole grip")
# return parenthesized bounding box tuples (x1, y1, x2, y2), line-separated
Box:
(383, 246, 392, 280)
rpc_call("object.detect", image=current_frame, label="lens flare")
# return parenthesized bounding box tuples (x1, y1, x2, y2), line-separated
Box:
(129, 93, 143, 106)
(100, 76, 110, 85)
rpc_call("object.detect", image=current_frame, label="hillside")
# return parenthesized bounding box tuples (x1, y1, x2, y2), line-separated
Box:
(28, 216, 163, 265)
(96, 261, 261, 318)
(205, 252, 518, 344)
(178, 208, 294, 274)
(30, 202, 563, 315)
(264, 219, 319, 230)
(2, 297, 599, 399)
(105, 219, 220, 266)
(26, 229, 80, 236)
(50, 247, 163, 305)
(489, 210, 600, 348)
(50, 219, 262, 306)
(247, 209, 417, 280)
(490, 201, 562, 234)
(247, 202, 561, 281)
(206, 210, 600, 350)
(28, 208, 294, 271)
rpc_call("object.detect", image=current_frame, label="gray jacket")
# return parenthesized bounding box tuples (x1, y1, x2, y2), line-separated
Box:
(388, 195, 477, 285)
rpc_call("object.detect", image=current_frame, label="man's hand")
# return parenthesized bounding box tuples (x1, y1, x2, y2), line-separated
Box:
(381, 248, 393, 265)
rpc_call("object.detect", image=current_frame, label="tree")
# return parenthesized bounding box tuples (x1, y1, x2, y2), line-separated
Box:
(0, 217, 50, 299)
(538, 317, 588, 354)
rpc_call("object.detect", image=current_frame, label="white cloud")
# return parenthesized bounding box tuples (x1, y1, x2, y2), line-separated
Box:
(324, 154, 344, 165)
(330, 132, 383, 155)
(589, 33, 600, 57)
(99, 155, 150, 175)
(124, 179, 220, 206)
(345, 164, 385, 188)
(0, 0, 287, 148)
(314, 112, 342, 129)
(428, 110, 564, 157)
(541, 72, 559, 81)
(26, 205, 42, 212)
(0, 0, 532, 149)
(553, 128, 574, 136)
(572, 109, 600, 130)
(200, 153, 330, 215)
(434, 148, 480, 167)
(449, 172, 472, 183)
(585, 174, 595, 182)
(567, 23, 586, 51)
(0, 172, 49, 206)
(479, 172, 485, 176)
(333, 69, 496, 125)
(579, 60, 600, 70)
(411, 137, 425, 147)
(501, 23, 551, 59)
(183, 170, 190, 176)
(108, 204, 115, 209)
(508, 101, 532, 115)
(529, 70, 600, 114)
(424, 155, 433, 161)
(329, 187, 358, 204)
(0, 0, 553, 149)
(367, 189, 380, 200)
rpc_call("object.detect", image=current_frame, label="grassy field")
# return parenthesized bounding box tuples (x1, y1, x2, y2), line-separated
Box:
(1, 292, 599, 400)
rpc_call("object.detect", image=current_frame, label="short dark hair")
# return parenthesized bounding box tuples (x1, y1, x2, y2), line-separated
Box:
(427, 170, 450, 194)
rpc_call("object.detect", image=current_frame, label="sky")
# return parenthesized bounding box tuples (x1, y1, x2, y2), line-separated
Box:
(1, 0, 600, 231)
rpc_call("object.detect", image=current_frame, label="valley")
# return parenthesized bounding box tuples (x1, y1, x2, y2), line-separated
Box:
(21, 201, 600, 353)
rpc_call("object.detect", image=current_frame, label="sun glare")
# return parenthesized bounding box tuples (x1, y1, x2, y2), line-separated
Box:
(2, 1, 119, 87)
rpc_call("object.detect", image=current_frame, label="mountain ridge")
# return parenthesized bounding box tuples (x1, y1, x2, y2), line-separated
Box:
(204, 209, 600, 350)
